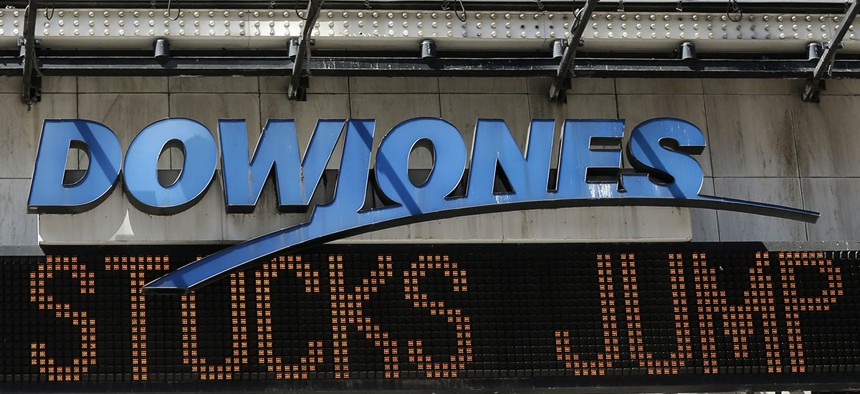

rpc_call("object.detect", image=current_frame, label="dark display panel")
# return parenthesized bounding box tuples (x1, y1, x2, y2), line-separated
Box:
(0, 244, 858, 391)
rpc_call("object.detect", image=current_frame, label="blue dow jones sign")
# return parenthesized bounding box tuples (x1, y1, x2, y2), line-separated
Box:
(28, 117, 818, 293)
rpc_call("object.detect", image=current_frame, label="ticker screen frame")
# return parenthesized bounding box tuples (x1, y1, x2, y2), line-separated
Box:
(1, 243, 858, 392)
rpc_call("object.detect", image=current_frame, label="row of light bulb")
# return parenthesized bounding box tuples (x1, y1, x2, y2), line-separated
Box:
(0, 9, 848, 41)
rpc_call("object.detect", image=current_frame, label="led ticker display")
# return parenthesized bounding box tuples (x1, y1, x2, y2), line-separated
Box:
(0, 244, 858, 391)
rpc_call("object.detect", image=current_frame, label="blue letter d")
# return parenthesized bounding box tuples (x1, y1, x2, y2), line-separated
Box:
(28, 120, 122, 213)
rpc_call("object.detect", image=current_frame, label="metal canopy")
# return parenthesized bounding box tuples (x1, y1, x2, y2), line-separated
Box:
(3, 3, 860, 104)
(12, 8, 859, 54)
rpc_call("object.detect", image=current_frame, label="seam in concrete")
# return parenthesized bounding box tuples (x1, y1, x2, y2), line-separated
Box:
(700, 82, 721, 242)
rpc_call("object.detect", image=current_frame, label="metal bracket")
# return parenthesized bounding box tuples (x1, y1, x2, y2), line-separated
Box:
(548, 0, 598, 102)
(288, 0, 323, 101)
(21, 0, 41, 106)
(802, 0, 859, 102)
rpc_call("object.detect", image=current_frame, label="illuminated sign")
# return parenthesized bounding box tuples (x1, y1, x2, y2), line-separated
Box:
(1, 246, 856, 390)
(27, 117, 819, 292)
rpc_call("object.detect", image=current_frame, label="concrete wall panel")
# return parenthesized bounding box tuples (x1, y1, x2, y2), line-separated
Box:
(714, 177, 806, 241)
(502, 207, 691, 243)
(706, 95, 798, 177)
(349, 77, 438, 94)
(615, 78, 703, 95)
(408, 215, 505, 243)
(803, 178, 860, 241)
(0, 76, 74, 94)
(691, 177, 720, 242)
(793, 96, 860, 177)
(527, 94, 617, 121)
(527, 77, 616, 95)
(439, 77, 527, 94)
(0, 93, 77, 179)
(817, 79, 860, 96)
(169, 76, 259, 93)
(0, 179, 37, 245)
(260, 76, 349, 94)
(0, 76, 21, 93)
(702, 79, 791, 95)
(42, 77, 77, 93)
(440, 93, 531, 166)
(79, 77, 168, 93)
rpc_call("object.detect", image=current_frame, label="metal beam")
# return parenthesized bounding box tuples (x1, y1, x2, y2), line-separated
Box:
(5, 55, 860, 77)
(802, 0, 859, 102)
(288, 0, 323, 101)
(20, 0, 40, 106)
(548, 0, 598, 101)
